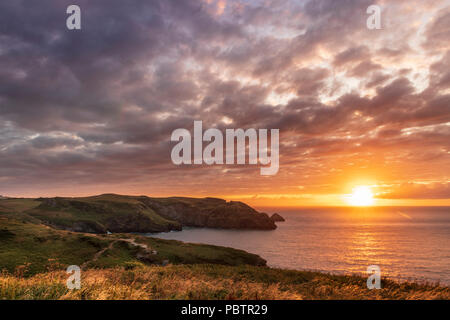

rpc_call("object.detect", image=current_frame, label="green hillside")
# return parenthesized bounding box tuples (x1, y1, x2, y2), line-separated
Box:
(0, 215, 265, 276)
(0, 194, 276, 234)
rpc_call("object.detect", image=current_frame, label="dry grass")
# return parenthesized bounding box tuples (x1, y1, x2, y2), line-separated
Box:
(1, 264, 449, 300)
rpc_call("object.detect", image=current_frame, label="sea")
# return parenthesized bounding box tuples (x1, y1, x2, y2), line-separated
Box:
(147, 207, 450, 285)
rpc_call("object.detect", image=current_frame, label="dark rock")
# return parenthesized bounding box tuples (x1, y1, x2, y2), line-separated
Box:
(141, 197, 277, 230)
(270, 213, 285, 222)
(72, 220, 107, 233)
(136, 251, 159, 264)
(0, 228, 15, 241)
(29, 194, 276, 234)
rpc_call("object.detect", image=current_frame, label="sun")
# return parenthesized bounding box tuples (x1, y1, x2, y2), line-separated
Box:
(346, 186, 375, 206)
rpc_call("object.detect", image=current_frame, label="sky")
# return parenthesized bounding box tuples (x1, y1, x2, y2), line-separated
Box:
(0, 0, 449, 207)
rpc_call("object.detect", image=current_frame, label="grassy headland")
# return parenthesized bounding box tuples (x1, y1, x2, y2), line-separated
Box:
(0, 217, 265, 276)
(0, 196, 448, 300)
(1, 194, 276, 234)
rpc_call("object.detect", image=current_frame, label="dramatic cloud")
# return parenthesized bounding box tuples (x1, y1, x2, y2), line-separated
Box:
(0, 0, 449, 204)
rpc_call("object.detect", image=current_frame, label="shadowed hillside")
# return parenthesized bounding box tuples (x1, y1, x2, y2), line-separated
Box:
(0, 216, 266, 276)
(10, 194, 276, 234)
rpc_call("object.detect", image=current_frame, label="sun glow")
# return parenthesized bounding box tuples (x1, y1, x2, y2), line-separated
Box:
(346, 186, 375, 206)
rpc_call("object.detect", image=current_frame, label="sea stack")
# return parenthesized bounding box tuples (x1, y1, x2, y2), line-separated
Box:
(270, 213, 285, 222)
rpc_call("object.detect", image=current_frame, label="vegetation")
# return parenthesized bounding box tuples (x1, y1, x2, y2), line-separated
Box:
(0, 215, 265, 277)
(1, 264, 449, 300)
(1, 196, 448, 300)
(25, 194, 181, 233)
(0, 194, 275, 234)
(0, 217, 107, 275)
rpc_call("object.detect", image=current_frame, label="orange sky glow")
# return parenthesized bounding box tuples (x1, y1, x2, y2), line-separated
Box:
(0, 0, 449, 207)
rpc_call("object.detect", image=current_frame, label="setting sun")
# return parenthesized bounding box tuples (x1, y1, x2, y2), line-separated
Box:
(346, 186, 375, 206)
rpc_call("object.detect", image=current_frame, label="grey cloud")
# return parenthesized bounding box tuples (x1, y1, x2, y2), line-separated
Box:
(0, 0, 449, 196)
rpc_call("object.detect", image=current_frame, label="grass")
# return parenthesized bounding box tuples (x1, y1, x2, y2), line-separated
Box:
(0, 198, 40, 213)
(0, 194, 276, 235)
(1, 196, 448, 300)
(0, 217, 265, 276)
(0, 217, 108, 276)
(1, 264, 448, 300)
(129, 235, 266, 266)
(21, 195, 181, 233)
(20, 194, 223, 231)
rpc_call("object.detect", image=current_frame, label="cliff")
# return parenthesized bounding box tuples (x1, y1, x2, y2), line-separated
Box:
(140, 196, 276, 230)
(24, 194, 276, 234)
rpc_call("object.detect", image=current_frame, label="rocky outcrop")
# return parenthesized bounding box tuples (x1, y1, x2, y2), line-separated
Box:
(140, 197, 277, 230)
(29, 194, 276, 234)
(270, 213, 285, 222)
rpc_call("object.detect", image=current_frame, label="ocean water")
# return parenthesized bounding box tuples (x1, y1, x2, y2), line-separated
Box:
(148, 207, 450, 285)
